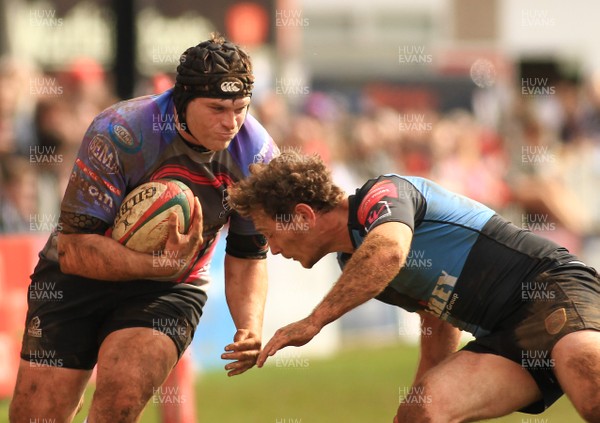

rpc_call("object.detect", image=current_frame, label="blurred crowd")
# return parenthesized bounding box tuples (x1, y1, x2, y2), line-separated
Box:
(251, 68, 600, 265)
(1, 55, 600, 265)
(0, 56, 115, 233)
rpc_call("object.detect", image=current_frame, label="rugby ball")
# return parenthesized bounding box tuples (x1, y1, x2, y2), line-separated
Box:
(111, 180, 195, 253)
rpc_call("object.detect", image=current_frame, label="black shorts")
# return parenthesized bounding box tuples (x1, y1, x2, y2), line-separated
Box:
(462, 263, 600, 414)
(21, 263, 207, 370)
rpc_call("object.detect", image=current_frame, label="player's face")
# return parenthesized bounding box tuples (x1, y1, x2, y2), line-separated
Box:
(251, 210, 324, 269)
(185, 97, 250, 151)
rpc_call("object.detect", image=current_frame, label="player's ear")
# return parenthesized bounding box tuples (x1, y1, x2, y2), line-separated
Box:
(294, 203, 316, 224)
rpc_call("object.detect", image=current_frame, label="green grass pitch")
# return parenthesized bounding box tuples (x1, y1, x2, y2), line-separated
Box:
(0, 343, 584, 422)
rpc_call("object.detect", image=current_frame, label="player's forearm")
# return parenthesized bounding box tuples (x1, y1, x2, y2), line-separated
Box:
(224, 254, 268, 335)
(310, 233, 405, 329)
(57, 233, 174, 281)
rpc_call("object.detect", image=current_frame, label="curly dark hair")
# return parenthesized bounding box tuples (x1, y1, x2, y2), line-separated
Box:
(229, 152, 345, 218)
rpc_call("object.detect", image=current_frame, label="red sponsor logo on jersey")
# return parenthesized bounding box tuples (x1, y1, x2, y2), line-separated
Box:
(75, 158, 122, 196)
(357, 180, 398, 226)
(365, 201, 391, 228)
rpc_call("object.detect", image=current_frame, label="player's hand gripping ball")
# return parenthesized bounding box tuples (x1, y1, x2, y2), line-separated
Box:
(111, 180, 195, 253)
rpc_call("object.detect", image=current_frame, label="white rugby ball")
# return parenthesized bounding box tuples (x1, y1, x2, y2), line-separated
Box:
(111, 180, 195, 253)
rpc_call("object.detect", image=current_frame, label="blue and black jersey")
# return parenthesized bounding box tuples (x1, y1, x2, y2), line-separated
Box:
(338, 175, 576, 337)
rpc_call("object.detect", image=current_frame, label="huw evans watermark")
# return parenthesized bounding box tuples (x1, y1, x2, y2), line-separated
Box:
(29, 77, 63, 96)
(521, 281, 556, 302)
(521, 214, 556, 232)
(521, 350, 555, 370)
(29, 9, 63, 27)
(521, 9, 555, 27)
(398, 114, 432, 132)
(275, 78, 310, 96)
(152, 113, 186, 132)
(274, 350, 310, 368)
(275, 9, 309, 27)
(152, 386, 187, 404)
(399, 385, 432, 406)
(275, 214, 309, 231)
(29, 281, 64, 301)
(521, 146, 556, 164)
(521, 78, 555, 96)
(29, 350, 64, 367)
(399, 46, 432, 64)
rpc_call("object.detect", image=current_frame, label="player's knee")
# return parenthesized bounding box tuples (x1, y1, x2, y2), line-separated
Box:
(397, 405, 464, 423)
(396, 381, 463, 423)
(95, 380, 151, 404)
(8, 397, 26, 423)
(577, 402, 600, 423)
(9, 399, 60, 422)
(572, 388, 600, 423)
(91, 385, 147, 421)
(396, 404, 432, 423)
(396, 384, 435, 423)
(91, 375, 153, 419)
(9, 389, 75, 422)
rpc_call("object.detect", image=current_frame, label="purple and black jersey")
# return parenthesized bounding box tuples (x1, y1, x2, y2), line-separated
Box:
(339, 175, 577, 337)
(36, 88, 279, 289)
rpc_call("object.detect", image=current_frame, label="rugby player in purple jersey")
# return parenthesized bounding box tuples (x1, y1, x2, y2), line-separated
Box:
(10, 34, 278, 422)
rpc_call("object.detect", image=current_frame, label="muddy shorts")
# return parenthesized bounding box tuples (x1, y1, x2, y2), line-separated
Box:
(21, 265, 207, 370)
(462, 263, 600, 414)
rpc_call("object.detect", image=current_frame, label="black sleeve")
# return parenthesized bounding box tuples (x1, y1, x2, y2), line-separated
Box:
(355, 175, 426, 233)
(225, 232, 269, 259)
(59, 211, 110, 235)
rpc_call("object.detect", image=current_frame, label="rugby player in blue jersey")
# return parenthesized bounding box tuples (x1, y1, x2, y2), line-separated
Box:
(229, 152, 600, 422)
(10, 34, 278, 422)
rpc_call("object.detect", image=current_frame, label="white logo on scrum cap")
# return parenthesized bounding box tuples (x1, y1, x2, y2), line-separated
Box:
(220, 79, 242, 93)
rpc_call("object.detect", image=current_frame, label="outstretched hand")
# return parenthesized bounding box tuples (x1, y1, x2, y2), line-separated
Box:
(256, 316, 322, 367)
(221, 329, 262, 376)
